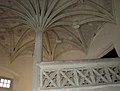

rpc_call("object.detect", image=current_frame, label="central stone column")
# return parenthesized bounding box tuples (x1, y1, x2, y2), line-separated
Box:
(32, 30, 43, 91)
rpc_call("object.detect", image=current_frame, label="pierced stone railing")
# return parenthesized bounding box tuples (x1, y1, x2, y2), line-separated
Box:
(38, 58, 120, 91)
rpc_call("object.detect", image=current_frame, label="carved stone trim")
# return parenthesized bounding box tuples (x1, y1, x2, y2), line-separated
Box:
(39, 58, 120, 90)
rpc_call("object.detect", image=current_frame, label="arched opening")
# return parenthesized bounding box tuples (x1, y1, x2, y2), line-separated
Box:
(0, 67, 19, 91)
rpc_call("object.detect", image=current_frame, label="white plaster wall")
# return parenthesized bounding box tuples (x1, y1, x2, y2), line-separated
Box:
(56, 50, 86, 61)
(0, 50, 33, 91)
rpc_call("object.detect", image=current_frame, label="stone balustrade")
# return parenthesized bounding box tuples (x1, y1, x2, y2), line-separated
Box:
(38, 58, 120, 91)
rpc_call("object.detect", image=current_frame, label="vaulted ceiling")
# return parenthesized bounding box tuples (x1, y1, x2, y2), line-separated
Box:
(0, 0, 115, 62)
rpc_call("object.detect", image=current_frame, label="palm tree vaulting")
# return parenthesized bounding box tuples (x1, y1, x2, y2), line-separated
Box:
(0, 0, 114, 31)
(0, 0, 115, 60)
(0, 0, 115, 91)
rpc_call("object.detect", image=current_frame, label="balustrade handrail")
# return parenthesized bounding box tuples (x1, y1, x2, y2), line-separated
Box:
(39, 58, 120, 69)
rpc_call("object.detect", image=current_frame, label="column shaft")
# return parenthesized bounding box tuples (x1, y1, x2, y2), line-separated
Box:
(32, 31, 43, 91)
